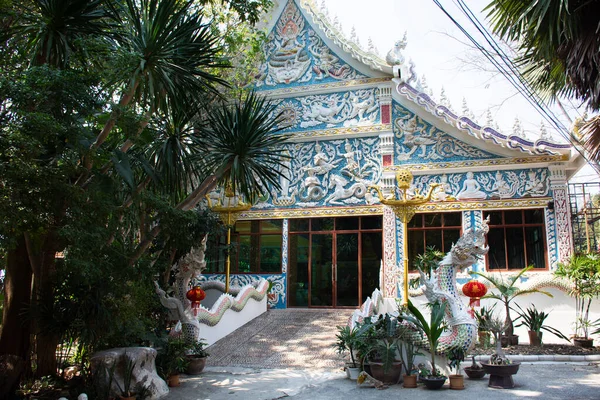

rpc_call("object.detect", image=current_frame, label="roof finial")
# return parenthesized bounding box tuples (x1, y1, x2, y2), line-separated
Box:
(368, 37, 378, 54)
(350, 26, 357, 42)
(386, 33, 407, 66)
(440, 87, 452, 110)
(513, 117, 525, 137)
(539, 121, 551, 140)
(461, 97, 474, 119)
(485, 108, 494, 126)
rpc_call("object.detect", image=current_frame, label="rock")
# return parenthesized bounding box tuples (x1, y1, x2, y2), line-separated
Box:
(0, 354, 25, 399)
(77, 393, 88, 400)
(91, 347, 168, 400)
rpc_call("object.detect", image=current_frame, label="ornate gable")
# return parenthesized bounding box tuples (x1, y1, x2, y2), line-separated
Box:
(254, 0, 368, 90)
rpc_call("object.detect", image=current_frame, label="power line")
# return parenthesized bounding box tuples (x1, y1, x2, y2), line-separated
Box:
(432, 0, 600, 176)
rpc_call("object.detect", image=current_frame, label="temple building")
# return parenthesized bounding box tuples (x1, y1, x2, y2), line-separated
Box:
(200, 0, 587, 309)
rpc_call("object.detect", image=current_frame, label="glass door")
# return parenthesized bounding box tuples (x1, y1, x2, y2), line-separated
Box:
(310, 234, 333, 307)
(336, 233, 359, 306)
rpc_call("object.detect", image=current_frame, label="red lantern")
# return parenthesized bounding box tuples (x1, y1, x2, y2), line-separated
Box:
(462, 280, 487, 307)
(186, 286, 206, 316)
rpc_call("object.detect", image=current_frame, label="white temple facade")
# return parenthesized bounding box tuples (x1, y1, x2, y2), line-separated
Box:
(200, 0, 586, 309)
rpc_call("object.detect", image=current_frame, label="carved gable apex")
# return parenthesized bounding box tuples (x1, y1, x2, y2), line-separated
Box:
(254, 0, 391, 90)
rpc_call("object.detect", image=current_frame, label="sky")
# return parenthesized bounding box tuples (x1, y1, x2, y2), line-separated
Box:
(321, 0, 598, 182)
(322, 0, 578, 140)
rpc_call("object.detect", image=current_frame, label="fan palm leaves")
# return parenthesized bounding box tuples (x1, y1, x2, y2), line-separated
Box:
(194, 91, 289, 202)
(484, 0, 600, 159)
(11, 0, 117, 68)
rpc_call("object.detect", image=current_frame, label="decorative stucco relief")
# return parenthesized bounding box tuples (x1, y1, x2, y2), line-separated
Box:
(393, 104, 497, 163)
(255, 0, 366, 89)
(255, 138, 382, 209)
(272, 88, 379, 131)
(408, 169, 550, 202)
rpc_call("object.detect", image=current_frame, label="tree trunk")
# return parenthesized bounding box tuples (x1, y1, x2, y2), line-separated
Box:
(504, 302, 513, 337)
(0, 237, 32, 359)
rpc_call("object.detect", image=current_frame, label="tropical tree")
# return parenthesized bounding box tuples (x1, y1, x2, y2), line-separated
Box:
(0, 0, 282, 382)
(470, 266, 552, 339)
(484, 0, 600, 159)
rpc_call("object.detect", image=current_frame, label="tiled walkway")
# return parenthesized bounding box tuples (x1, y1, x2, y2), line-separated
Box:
(206, 309, 353, 369)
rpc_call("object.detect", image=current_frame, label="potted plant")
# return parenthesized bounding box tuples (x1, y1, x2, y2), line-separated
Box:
(334, 325, 360, 380)
(555, 253, 600, 347)
(363, 314, 404, 385)
(480, 315, 520, 389)
(474, 305, 495, 347)
(115, 354, 137, 400)
(513, 304, 570, 346)
(463, 356, 486, 379)
(471, 266, 552, 346)
(400, 300, 448, 390)
(398, 339, 421, 388)
(446, 346, 465, 390)
(186, 340, 209, 375)
(156, 336, 191, 387)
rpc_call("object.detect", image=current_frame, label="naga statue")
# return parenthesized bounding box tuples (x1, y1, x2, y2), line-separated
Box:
(400, 217, 490, 354)
(154, 235, 208, 343)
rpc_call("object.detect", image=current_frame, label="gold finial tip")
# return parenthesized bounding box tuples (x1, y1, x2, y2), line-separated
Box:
(395, 168, 413, 189)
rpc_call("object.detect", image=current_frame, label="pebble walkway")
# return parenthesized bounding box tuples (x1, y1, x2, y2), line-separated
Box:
(206, 309, 353, 369)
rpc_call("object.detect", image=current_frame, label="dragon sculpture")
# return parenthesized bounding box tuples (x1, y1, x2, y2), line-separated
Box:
(400, 217, 490, 354)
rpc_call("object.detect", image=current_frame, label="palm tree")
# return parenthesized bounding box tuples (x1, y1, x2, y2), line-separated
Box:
(484, 0, 600, 159)
(470, 266, 552, 340)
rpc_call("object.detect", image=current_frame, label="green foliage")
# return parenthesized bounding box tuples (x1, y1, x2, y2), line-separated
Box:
(446, 346, 465, 375)
(474, 305, 495, 332)
(513, 303, 570, 343)
(189, 339, 209, 358)
(556, 253, 600, 338)
(409, 246, 444, 289)
(470, 266, 552, 337)
(155, 336, 192, 378)
(397, 339, 421, 376)
(400, 301, 447, 377)
(334, 325, 359, 368)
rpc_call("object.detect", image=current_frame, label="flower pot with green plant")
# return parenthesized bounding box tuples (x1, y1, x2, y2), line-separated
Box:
(398, 339, 421, 388)
(114, 354, 137, 400)
(186, 340, 209, 375)
(156, 337, 191, 387)
(463, 356, 486, 379)
(480, 315, 520, 389)
(470, 266, 552, 346)
(334, 325, 360, 380)
(555, 253, 600, 347)
(362, 314, 404, 385)
(400, 300, 448, 390)
(474, 305, 495, 347)
(513, 304, 570, 346)
(446, 346, 465, 390)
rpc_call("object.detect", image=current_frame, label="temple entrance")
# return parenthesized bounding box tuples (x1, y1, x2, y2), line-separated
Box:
(287, 216, 382, 308)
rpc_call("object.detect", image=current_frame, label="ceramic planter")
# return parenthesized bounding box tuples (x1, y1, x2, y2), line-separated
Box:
(449, 374, 464, 390)
(463, 367, 486, 379)
(573, 337, 594, 348)
(481, 362, 520, 389)
(345, 366, 360, 380)
(368, 361, 403, 385)
(420, 375, 446, 390)
(402, 374, 417, 388)
(186, 355, 207, 375)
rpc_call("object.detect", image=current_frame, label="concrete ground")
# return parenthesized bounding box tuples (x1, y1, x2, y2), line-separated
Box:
(166, 363, 600, 400)
(165, 309, 600, 399)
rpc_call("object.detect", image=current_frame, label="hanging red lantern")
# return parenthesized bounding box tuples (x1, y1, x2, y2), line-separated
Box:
(186, 286, 206, 316)
(462, 280, 487, 307)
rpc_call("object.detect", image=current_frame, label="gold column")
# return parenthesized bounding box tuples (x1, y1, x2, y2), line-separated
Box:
(206, 185, 252, 293)
(371, 169, 437, 306)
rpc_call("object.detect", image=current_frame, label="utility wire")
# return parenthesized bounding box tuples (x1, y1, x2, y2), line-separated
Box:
(432, 0, 600, 175)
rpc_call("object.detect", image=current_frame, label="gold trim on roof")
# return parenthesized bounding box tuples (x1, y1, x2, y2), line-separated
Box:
(287, 124, 391, 141)
(385, 155, 567, 173)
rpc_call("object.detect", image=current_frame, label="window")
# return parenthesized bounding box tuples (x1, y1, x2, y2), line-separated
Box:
(407, 212, 462, 270)
(205, 219, 283, 274)
(484, 209, 547, 270)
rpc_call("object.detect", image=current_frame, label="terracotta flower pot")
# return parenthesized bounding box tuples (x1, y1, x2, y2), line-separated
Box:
(449, 374, 465, 390)
(403, 374, 417, 388)
(167, 374, 180, 387)
(500, 334, 519, 347)
(528, 330, 542, 347)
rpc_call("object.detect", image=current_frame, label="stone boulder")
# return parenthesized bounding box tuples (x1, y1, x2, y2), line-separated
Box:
(91, 347, 168, 399)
